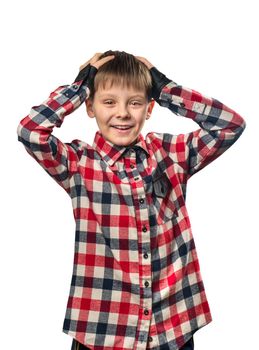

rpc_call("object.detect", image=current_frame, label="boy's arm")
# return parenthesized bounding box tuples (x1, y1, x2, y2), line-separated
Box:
(17, 53, 114, 194)
(17, 80, 89, 195)
(149, 65, 246, 179)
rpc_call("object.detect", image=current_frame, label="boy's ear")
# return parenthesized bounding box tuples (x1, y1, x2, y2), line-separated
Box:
(85, 99, 95, 118)
(147, 99, 155, 118)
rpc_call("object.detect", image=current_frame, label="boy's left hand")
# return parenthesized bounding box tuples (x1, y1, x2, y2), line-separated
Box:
(135, 55, 171, 102)
(135, 56, 154, 70)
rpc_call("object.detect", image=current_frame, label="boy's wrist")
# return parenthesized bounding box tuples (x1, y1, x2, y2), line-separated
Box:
(74, 64, 98, 88)
(150, 66, 171, 101)
(74, 64, 90, 83)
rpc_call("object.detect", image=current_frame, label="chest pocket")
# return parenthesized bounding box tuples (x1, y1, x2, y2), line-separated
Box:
(152, 171, 179, 225)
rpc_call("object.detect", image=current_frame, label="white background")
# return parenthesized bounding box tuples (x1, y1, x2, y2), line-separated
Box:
(1, 0, 258, 349)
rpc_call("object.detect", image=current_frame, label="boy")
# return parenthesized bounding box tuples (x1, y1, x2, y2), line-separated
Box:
(17, 50, 246, 350)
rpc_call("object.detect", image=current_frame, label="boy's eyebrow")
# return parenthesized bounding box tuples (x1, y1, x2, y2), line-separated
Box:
(98, 93, 146, 99)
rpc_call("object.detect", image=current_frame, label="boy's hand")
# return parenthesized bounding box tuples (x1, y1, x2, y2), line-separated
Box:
(135, 56, 154, 70)
(79, 52, 115, 71)
(135, 55, 171, 102)
(74, 53, 115, 85)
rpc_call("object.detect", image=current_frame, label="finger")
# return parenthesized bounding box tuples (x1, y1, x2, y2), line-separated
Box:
(135, 56, 154, 69)
(135, 56, 149, 66)
(90, 52, 103, 64)
(79, 53, 103, 70)
(135, 55, 145, 62)
(92, 55, 115, 69)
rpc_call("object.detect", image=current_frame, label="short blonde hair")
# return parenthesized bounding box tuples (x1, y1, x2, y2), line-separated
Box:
(89, 50, 152, 101)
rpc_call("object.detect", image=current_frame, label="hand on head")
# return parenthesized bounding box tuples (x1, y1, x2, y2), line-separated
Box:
(79, 53, 154, 72)
(134, 56, 154, 70)
(79, 53, 115, 72)
(77, 52, 169, 104)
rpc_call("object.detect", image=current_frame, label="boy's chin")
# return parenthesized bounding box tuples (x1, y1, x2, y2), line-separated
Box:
(114, 139, 138, 147)
(104, 133, 139, 147)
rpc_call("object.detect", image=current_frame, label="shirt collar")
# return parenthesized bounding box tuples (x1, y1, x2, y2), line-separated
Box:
(92, 130, 150, 166)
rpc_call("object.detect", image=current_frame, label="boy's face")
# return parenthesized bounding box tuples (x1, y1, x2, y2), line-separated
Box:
(85, 83, 155, 147)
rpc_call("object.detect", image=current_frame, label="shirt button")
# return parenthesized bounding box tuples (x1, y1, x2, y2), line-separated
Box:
(143, 253, 148, 259)
(139, 198, 144, 204)
(144, 309, 149, 315)
(72, 84, 79, 90)
(144, 281, 149, 287)
(142, 226, 147, 232)
(134, 177, 139, 181)
(130, 164, 134, 169)
(180, 102, 185, 107)
(148, 336, 153, 342)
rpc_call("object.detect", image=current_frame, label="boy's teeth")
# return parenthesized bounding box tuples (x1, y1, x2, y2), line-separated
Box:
(113, 126, 131, 129)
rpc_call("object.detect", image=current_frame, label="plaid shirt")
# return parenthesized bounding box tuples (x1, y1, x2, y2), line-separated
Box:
(17, 74, 246, 350)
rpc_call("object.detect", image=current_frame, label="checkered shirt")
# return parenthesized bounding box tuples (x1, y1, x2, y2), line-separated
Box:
(17, 75, 246, 350)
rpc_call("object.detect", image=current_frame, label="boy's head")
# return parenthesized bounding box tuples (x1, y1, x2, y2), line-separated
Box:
(85, 50, 155, 147)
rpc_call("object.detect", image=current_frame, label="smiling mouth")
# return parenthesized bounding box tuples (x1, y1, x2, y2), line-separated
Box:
(111, 125, 133, 130)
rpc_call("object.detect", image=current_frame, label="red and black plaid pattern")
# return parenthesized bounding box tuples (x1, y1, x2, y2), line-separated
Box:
(17, 76, 246, 350)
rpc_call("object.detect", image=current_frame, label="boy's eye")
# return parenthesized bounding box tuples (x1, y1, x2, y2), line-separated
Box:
(102, 100, 143, 106)
(131, 101, 142, 106)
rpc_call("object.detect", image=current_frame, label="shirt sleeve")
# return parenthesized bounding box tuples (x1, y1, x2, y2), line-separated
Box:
(17, 79, 89, 195)
(157, 81, 246, 179)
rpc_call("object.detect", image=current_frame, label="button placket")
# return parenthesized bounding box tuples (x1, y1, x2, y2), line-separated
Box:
(128, 148, 144, 182)
(127, 149, 139, 181)
(126, 146, 152, 349)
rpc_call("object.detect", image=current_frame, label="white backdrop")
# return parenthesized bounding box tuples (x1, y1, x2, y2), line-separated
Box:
(1, 0, 258, 349)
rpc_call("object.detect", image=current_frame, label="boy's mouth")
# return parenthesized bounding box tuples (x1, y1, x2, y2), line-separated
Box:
(111, 125, 133, 131)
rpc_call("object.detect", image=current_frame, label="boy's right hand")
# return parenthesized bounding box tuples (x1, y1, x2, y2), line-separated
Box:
(79, 52, 115, 71)
(74, 53, 115, 85)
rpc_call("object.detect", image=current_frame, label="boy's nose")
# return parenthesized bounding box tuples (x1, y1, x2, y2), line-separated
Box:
(117, 104, 130, 117)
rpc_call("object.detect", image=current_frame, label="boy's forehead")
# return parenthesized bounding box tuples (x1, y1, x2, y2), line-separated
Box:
(96, 83, 146, 98)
